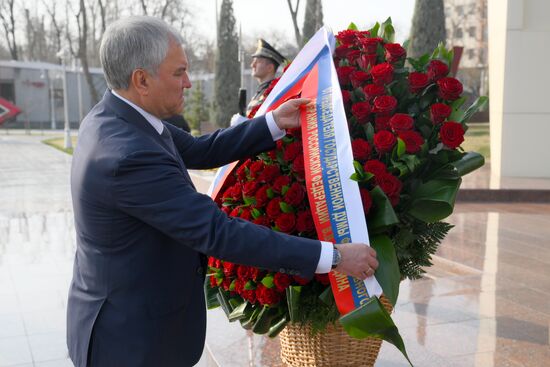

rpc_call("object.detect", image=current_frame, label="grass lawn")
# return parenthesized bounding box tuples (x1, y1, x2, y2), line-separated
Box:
(42, 136, 78, 155)
(462, 123, 490, 161)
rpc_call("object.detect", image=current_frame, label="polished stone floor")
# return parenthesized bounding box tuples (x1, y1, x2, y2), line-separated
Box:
(1, 132, 549, 366)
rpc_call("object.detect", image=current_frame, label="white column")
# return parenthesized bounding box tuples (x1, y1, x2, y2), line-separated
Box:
(489, 0, 550, 178)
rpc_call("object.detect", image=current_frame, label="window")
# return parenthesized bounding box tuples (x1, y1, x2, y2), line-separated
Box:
(0, 81, 15, 103)
(468, 26, 476, 38)
(456, 5, 464, 16)
(456, 28, 463, 38)
(467, 49, 475, 60)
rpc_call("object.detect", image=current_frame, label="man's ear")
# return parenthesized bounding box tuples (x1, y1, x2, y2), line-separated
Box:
(131, 69, 149, 96)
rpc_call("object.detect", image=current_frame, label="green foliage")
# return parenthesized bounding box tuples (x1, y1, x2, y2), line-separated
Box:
(214, 0, 240, 128)
(183, 80, 209, 135)
(393, 220, 453, 279)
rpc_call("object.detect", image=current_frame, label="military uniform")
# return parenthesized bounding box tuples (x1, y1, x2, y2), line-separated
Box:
(246, 39, 286, 117)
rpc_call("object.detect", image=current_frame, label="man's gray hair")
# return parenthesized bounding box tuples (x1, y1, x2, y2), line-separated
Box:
(100, 16, 184, 90)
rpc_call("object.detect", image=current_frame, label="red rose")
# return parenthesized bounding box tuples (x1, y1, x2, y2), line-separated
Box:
(274, 272, 292, 292)
(336, 29, 358, 45)
(427, 60, 449, 81)
(398, 130, 424, 153)
(296, 210, 315, 233)
(267, 150, 277, 160)
(341, 89, 351, 108)
(373, 95, 397, 114)
(376, 173, 402, 206)
(384, 43, 406, 63)
(266, 197, 283, 219)
(373, 130, 397, 154)
(370, 62, 394, 85)
(250, 268, 263, 281)
(350, 70, 371, 88)
(363, 84, 385, 102)
(430, 103, 452, 124)
(223, 261, 237, 277)
(337, 66, 356, 85)
(351, 101, 372, 124)
(284, 182, 305, 206)
(273, 175, 291, 193)
(242, 181, 259, 196)
(234, 278, 244, 294)
(283, 141, 302, 161)
(275, 212, 296, 233)
(252, 215, 270, 227)
(358, 54, 377, 69)
(346, 50, 361, 65)
(240, 208, 252, 221)
(236, 161, 250, 182)
(437, 77, 463, 101)
(292, 155, 305, 178)
(241, 289, 257, 304)
(249, 160, 264, 178)
(360, 188, 373, 215)
(408, 72, 429, 94)
(259, 164, 280, 182)
(221, 277, 232, 291)
(256, 283, 282, 306)
(208, 257, 217, 268)
(293, 276, 311, 285)
(335, 45, 351, 58)
(351, 138, 372, 161)
(440, 121, 465, 149)
(254, 185, 269, 208)
(363, 160, 387, 176)
(314, 273, 330, 285)
(209, 276, 218, 288)
(374, 114, 391, 131)
(359, 37, 383, 54)
(389, 113, 414, 132)
(237, 265, 251, 280)
(229, 207, 240, 217)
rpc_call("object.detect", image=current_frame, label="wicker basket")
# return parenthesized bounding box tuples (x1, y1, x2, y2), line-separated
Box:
(279, 296, 393, 367)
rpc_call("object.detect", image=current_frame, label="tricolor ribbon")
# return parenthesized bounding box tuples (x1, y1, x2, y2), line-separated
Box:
(209, 27, 411, 365)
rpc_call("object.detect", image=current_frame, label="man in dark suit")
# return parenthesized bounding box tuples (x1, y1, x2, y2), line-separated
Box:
(67, 16, 379, 367)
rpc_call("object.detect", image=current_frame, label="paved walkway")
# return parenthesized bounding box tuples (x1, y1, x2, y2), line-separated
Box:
(1, 132, 549, 366)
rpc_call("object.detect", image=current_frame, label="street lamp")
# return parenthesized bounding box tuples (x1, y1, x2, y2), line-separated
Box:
(40, 69, 57, 130)
(74, 58, 84, 122)
(56, 47, 72, 149)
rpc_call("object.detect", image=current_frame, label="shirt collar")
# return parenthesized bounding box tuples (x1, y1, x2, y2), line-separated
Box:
(111, 90, 164, 135)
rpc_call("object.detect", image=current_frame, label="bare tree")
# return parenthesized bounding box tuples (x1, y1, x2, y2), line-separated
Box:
(0, 0, 19, 60)
(286, 0, 302, 47)
(42, 0, 64, 63)
(24, 9, 49, 61)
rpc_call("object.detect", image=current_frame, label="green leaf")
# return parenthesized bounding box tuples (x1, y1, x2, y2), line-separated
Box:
(228, 301, 249, 322)
(369, 22, 380, 37)
(396, 138, 406, 158)
(408, 178, 462, 222)
(364, 122, 375, 143)
(286, 286, 302, 322)
(216, 289, 234, 317)
(267, 314, 289, 338)
(244, 280, 256, 290)
(347, 22, 358, 31)
(229, 279, 236, 292)
(460, 96, 489, 124)
(370, 235, 400, 307)
(400, 154, 421, 173)
(380, 17, 394, 42)
(450, 96, 467, 110)
(252, 306, 278, 334)
(243, 196, 256, 206)
(240, 306, 262, 330)
(251, 208, 262, 219)
(261, 274, 274, 288)
(319, 286, 335, 307)
(340, 297, 412, 366)
(266, 188, 274, 199)
(450, 151, 485, 177)
(368, 186, 399, 231)
(350, 173, 360, 182)
(204, 277, 220, 309)
(280, 201, 295, 213)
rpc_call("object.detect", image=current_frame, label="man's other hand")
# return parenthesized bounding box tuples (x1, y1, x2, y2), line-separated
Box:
(272, 98, 312, 130)
(334, 243, 379, 280)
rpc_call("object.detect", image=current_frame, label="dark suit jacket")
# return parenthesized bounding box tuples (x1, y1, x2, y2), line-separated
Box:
(67, 90, 322, 367)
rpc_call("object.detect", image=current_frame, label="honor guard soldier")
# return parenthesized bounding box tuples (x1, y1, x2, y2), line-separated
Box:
(246, 39, 287, 116)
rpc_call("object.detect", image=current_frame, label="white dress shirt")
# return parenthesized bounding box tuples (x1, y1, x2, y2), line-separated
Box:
(111, 90, 333, 274)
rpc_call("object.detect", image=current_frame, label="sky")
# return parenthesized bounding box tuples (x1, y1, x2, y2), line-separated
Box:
(192, 0, 416, 45)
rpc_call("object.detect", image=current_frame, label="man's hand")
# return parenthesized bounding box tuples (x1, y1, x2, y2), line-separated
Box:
(272, 98, 312, 129)
(334, 243, 379, 280)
